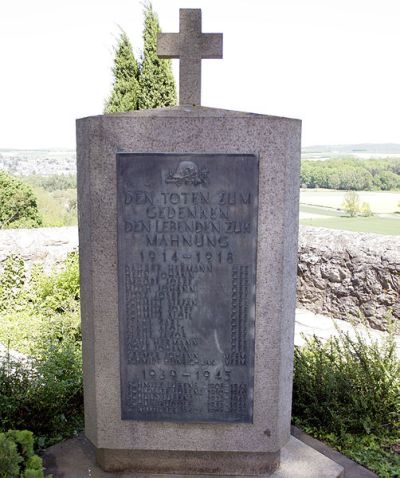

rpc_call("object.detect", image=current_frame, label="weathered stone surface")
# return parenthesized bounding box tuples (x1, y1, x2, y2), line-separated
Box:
(76, 105, 301, 473)
(297, 226, 400, 330)
(42, 433, 344, 478)
(157, 9, 223, 106)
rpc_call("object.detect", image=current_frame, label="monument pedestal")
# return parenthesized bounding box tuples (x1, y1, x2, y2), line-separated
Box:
(42, 434, 344, 477)
(77, 106, 301, 475)
(97, 449, 279, 475)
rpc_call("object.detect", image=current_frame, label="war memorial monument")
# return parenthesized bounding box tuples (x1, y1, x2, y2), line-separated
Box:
(69, 8, 344, 477)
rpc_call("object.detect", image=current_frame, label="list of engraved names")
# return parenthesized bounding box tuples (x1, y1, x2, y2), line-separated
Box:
(117, 153, 258, 423)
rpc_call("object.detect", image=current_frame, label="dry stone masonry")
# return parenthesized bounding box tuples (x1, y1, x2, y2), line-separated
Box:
(1, 225, 398, 333)
(297, 226, 400, 331)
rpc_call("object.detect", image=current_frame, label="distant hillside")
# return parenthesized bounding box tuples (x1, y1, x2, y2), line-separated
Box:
(1, 145, 400, 177)
(0, 149, 76, 176)
(302, 144, 400, 154)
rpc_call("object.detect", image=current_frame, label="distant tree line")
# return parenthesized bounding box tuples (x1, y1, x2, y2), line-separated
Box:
(25, 174, 77, 192)
(301, 158, 400, 191)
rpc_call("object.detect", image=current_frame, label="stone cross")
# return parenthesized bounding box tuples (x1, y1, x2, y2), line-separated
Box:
(157, 9, 223, 106)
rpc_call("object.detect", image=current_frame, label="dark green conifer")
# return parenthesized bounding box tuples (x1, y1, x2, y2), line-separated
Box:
(104, 32, 140, 113)
(138, 3, 177, 109)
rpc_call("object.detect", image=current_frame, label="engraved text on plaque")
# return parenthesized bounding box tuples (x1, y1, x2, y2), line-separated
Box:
(117, 153, 258, 423)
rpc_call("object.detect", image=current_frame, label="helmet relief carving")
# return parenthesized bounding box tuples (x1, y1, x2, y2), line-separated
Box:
(165, 160, 209, 187)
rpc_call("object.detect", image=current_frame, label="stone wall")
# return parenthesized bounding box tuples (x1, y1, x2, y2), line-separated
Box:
(0, 225, 399, 331)
(0, 226, 78, 273)
(298, 226, 400, 330)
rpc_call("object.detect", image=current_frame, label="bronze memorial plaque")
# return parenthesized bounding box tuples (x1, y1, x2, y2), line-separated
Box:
(117, 153, 258, 423)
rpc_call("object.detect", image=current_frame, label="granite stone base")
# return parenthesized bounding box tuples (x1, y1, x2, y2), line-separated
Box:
(97, 448, 279, 475)
(42, 435, 344, 477)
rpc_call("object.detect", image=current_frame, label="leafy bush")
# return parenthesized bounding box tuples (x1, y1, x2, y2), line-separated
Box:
(0, 255, 26, 313)
(0, 253, 83, 448)
(293, 331, 400, 434)
(0, 172, 42, 229)
(342, 191, 361, 217)
(31, 187, 77, 227)
(0, 430, 50, 477)
(0, 344, 83, 447)
(360, 202, 373, 217)
(293, 328, 400, 476)
(29, 253, 80, 316)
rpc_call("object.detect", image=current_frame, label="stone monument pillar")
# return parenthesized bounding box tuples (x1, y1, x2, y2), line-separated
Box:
(76, 8, 342, 477)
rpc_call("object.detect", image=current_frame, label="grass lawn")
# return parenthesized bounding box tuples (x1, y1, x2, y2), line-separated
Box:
(299, 190, 400, 235)
(300, 214, 400, 235)
(300, 204, 343, 217)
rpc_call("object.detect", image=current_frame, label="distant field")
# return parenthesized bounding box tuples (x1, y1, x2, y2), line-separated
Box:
(300, 212, 400, 235)
(299, 189, 400, 235)
(300, 189, 400, 214)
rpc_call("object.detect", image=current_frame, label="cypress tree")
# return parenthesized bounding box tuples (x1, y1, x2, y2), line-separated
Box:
(104, 32, 140, 113)
(138, 3, 177, 109)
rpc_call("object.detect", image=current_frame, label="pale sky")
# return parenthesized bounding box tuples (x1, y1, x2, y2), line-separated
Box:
(0, 0, 399, 149)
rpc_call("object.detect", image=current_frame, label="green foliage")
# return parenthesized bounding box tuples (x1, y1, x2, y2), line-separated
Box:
(360, 201, 373, 217)
(295, 424, 400, 478)
(24, 175, 76, 192)
(19, 175, 77, 227)
(32, 186, 77, 227)
(374, 170, 400, 191)
(104, 3, 176, 113)
(0, 255, 25, 312)
(342, 190, 361, 217)
(0, 172, 42, 229)
(30, 253, 80, 315)
(138, 3, 177, 109)
(0, 433, 20, 478)
(341, 194, 373, 218)
(0, 254, 83, 448)
(104, 31, 140, 113)
(293, 329, 400, 476)
(301, 157, 400, 191)
(293, 330, 400, 434)
(0, 430, 49, 477)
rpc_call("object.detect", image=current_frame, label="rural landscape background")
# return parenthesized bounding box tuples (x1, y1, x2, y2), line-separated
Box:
(1, 143, 399, 234)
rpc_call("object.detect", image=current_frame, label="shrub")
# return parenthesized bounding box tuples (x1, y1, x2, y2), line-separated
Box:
(342, 190, 360, 217)
(0, 172, 42, 229)
(29, 252, 80, 316)
(0, 253, 83, 448)
(360, 202, 373, 217)
(293, 329, 399, 435)
(0, 433, 20, 477)
(292, 328, 400, 476)
(0, 255, 26, 313)
(0, 342, 83, 448)
(0, 430, 49, 477)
